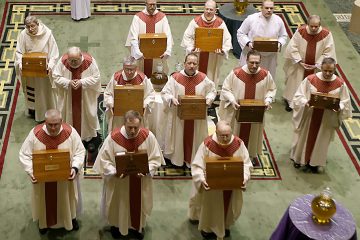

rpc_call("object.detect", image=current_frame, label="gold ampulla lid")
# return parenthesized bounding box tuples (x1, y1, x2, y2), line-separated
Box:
(311, 187, 337, 224)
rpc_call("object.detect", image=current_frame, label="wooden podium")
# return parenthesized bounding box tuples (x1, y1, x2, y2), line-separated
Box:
(22, 52, 48, 78)
(139, 33, 167, 59)
(177, 95, 206, 120)
(308, 93, 340, 110)
(195, 27, 223, 52)
(205, 156, 244, 190)
(115, 150, 149, 176)
(114, 85, 144, 116)
(32, 149, 70, 182)
(253, 37, 278, 52)
(236, 99, 266, 123)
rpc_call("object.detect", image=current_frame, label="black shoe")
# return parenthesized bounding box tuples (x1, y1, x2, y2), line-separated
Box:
(72, 218, 79, 231)
(293, 162, 301, 168)
(189, 219, 199, 225)
(28, 109, 35, 119)
(225, 229, 230, 237)
(309, 165, 319, 173)
(129, 228, 144, 240)
(251, 157, 258, 166)
(201, 230, 217, 240)
(110, 226, 122, 239)
(284, 100, 293, 112)
(38, 228, 48, 235)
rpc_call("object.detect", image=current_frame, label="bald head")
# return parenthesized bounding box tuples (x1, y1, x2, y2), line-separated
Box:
(204, 0, 217, 21)
(45, 109, 63, 136)
(307, 15, 321, 34)
(216, 121, 232, 145)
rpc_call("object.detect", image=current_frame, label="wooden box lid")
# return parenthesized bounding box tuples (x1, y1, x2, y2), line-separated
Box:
(115, 150, 149, 176)
(114, 85, 144, 116)
(32, 149, 70, 182)
(139, 33, 167, 59)
(177, 95, 207, 120)
(195, 27, 223, 52)
(309, 93, 340, 110)
(236, 99, 266, 123)
(253, 37, 278, 52)
(22, 52, 48, 78)
(205, 156, 244, 190)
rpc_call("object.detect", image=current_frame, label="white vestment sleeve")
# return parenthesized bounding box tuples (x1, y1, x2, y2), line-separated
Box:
(146, 132, 165, 176)
(19, 129, 36, 175)
(191, 142, 208, 191)
(143, 77, 156, 108)
(53, 60, 71, 89)
(181, 20, 197, 54)
(47, 33, 59, 70)
(79, 58, 101, 91)
(161, 75, 176, 106)
(93, 134, 117, 176)
(104, 74, 115, 110)
(237, 18, 251, 50)
(70, 129, 86, 170)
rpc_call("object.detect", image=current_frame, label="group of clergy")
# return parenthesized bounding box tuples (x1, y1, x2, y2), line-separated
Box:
(16, 0, 352, 239)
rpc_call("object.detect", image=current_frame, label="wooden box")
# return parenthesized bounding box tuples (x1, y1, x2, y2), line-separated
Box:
(253, 37, 278, 52)
(195, 27, 223, 52)
(139, 33, 167, 59)
(309, 93, 340, 110)
(236, 99, 266, 123)
(22, 52, 48, 78)
(32, 149, 70, 182)
(205, 156, 244, 190)
(177, 95, 206, 120)
(114, 85, 144, 116)
(115, 150, 149, 176)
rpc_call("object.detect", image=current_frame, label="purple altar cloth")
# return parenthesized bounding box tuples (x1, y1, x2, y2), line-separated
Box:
(270, 194, 357, 240)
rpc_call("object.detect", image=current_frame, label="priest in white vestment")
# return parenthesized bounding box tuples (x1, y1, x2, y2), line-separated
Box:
(219, 50, 276, 161)
(181, 0, 232, 88)
(93, 110, 164, 239)
(125, 0, 173, 78)
(53, 46, 101, 142)
(189, 121, 252, 240)
(283, 15, 336, 111)
(71, 0, 91, 21)
(15, 16, 59, 122)
(291, 58, 352, 173)
(104, 56, 155, 133)
(19, 109, 85, 234)
(161, 53, 217, 167)
(237, 0, 287, 81)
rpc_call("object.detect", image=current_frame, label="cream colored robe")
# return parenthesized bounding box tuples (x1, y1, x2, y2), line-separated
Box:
(181, 14, 232, 88)
(218, 65, 276, 158)
(161, 70, 217, 166)
(291, 72, 352, 167)
(53, 54, 102, 141)
(189, 134, 252, 239)
(15, 22, 59, 122)
(19, 125, 85, 230)
(237, 12, 288, 80)
(125, 8, 173, 74)
(103, 71, 156, 133)
(283, 26, 336, 105)
(71, 0, 91, 20)
(93, 127, 164, 236)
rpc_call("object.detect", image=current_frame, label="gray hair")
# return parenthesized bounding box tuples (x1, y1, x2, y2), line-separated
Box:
(205, 0, 217, 8)
(25, 15, 39, 25)
(45, 109, 62, 120)
(307, 15, 321, 24)
(123, 56, 137, 66)
(67, 46, 82, 56)
(124, 110, 143, 123)
(322, 57, 336, 66)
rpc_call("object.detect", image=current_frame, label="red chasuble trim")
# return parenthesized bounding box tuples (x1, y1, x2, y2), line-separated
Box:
(113, 70, 146, 85)
(110, 127, 149, 231)
(305, 75, 344, 165)
(173, 72, 207, 164)
(136, 11, 166, 78)
(298, 25, 330, 78)
(34, 123, 72, 228)
(195, 16, 224, 75)
(233, 68, 268, 148)
(204, 135, 242, 222)
(61, 53, 93, 136)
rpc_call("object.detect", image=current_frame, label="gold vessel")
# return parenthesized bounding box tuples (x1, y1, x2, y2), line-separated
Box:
(234, 0, 249, 14)
(311, 188, 337, 224)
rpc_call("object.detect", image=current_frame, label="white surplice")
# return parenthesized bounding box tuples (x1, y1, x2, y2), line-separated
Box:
(71, 0, 91, 20)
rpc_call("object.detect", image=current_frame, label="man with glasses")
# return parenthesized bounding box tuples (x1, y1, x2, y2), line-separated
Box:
(181, 0, 232, 88)
(53, 46, 101, 143)
(237, 0, 287, 81)
(104, 56, 155, 133)
(125, 0, 173, 78)
(218, 50, 276, 164)
(15, 16, 59, 122)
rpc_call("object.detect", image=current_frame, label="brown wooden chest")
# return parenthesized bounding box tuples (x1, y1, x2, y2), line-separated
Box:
(253, 37, 278, 52)
(236, 99, 266, 123)
(177, 95, 206, 120)
(205, 156, 244, 190)
(195, 27, 223, 52)
(115, 150, 149, 176)
(32, 149, 70, 182)
(309, 93, 340, 110)
(139, 33, 167, 59)
(22, 52, 48, 78)
(114, 85, 144, 116)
